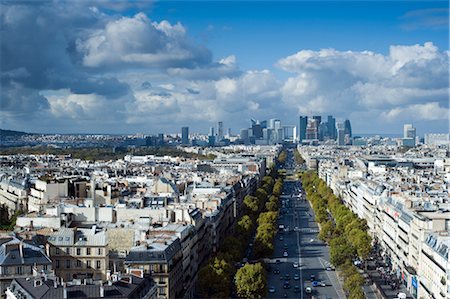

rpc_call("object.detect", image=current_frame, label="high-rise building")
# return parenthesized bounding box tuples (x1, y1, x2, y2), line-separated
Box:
(402, 124, 416, 147)
(217, 121, 224, 141)
(299, 116, 308, 142)
(344, 119, 352, 137)
(327, 115, 336, 140)
(181, 127, 189, 145)
(403, 124, 416, 139)
(318, 123, 328, 141)
(209, 127, 215, 137)
(252, 123, 263, 139)
(306, 119, 319, 140)
(337, 122, 345, 146)
(313, 116, 322, 127)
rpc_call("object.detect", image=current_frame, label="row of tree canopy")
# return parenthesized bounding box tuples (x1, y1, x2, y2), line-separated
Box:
(301, 170, 371, 299)
(197, 151, 286, 298)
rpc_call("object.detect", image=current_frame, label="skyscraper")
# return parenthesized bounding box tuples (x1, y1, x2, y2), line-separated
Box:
(327, 115, 336, 140)
(217, 121, 224, 141)
(306, 119, 319, 140)
(209, 127, 215, 137)
(403, 124, 415, 139)
(299, 116, 308, 142)
(181, 127, 189, 145)
(344, 119, 352, 137)
(402, 124, 416, 147)
(337, 122, 345, 146)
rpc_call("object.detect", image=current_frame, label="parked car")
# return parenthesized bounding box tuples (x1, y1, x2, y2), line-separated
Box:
(269, 286, 276, 293)
(305, 287, 312, 294)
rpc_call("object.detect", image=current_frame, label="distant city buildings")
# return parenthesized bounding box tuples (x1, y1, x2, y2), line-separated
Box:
(181, 127, 189, 145)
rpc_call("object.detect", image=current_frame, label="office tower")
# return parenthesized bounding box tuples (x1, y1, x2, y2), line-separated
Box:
(337, 122, 345, 145)
(306, 119, 318, 140)
(260, 120, 267, 129)
(227, 128, 232, 138)
(240, 128, 249, 142)
(344, 119, 352, 137)
(208, 135, 216, 147)
(402, 124, 416, 147)
(158, 133, 164, 146)
(299, 116, 308, 142)
(312, 115, 322, 127)
(327, 115, 336, 140)
(209, 127, 215, 137)
(252, 123, 263, 139)
(217, 121, 224, 141)
(268, 118, 278, 130)
(403, 124, 416, 139)
(274, 119, 281, 131)
(318, 123, 328, 141)
(181, 127, 189, 145)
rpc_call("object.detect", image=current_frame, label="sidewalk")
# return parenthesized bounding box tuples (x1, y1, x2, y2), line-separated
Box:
(364, 267, 414, 299)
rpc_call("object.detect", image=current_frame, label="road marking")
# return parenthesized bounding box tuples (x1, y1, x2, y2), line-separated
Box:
(318, 258, 345, 299)
(296, 205, 304, 299)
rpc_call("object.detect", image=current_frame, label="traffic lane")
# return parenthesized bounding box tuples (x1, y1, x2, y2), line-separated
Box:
(298, 204, 342, 299)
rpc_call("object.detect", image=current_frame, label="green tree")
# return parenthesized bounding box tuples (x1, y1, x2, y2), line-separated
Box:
(348, 287, 365, 299)
(265, 200, 278, 212)
(344, 273, 364, 292)
(330, 236, 356, 267)
(197, 256, 232, 298)
(235, 263, 267, 298)
(237, 215, 253, 236)
(244, 195, 259, 214)
(318, 220, 335, 242)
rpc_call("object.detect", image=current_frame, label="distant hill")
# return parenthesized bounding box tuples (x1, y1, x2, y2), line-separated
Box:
(0, 129, 31, 139)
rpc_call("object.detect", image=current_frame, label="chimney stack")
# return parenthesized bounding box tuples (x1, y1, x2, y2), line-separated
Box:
(19, 241, 24, 258)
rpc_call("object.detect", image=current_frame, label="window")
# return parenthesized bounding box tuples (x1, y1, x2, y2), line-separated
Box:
(76, 260, 82, 268)
(56, 260, 60, 269)
(76, 248, 81, 256)
(66, 248, 70, 255)
(86, 260, 91, 268)
(43, 265, 48, 271)
(17, 266, 23, 275)
(97, 248, 102, 255)
(55, 248, 60, 255)
(86, 248, 91, 256)
(96, 260, 101, 269)
(66, 260, 70, 269)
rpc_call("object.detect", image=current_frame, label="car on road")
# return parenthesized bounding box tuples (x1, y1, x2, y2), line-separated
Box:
(305, 287, 312, 294)
(294, 274, 300, 280)
(312, 281, 319, 287)
(310, 274, 316, 281)
(276, 259, 281, 264)
(326, 266, 335, 271)
(268, 286, 276, 293)
(293, 262, 299, 268)
(273, 268, 280, 274)
(283, 251, 288, 257)
(283, 282, 291, 289)
(284, 274, 290, 280)
(320, 281, 326, 287)
(279, 236, 284, 241)
(294, 286, 300, 293)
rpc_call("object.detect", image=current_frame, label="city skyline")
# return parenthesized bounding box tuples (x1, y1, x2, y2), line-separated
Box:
(1, 1, 449, 135)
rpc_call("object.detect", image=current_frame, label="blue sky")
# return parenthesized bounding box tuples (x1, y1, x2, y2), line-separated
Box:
(150, 1, 448, 69)
(1, 1, 448, 135)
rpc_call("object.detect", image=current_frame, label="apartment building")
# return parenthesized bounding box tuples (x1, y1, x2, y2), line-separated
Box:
(0, 236, 52, 295)
(46, 227, 108, 281)
(125, 236, 183, 299)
